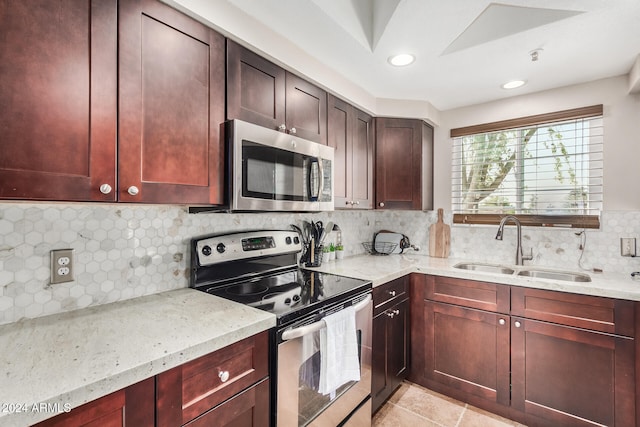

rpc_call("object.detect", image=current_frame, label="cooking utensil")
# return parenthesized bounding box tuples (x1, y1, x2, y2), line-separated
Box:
(319, 221, 333, 245)
(429, 208, 450, 258)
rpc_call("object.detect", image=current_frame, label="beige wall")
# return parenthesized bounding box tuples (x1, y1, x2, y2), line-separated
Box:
(434, 75, 640, 211)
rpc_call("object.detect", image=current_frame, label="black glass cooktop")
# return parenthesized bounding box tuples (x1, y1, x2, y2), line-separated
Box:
(198, 269, 371, 326)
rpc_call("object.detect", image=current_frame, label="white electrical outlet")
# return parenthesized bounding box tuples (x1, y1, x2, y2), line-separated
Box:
(51, 249, 74, 284)
(620, 238, 636, 257)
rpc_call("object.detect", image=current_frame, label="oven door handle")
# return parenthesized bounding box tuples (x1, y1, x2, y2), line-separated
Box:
(280, 294, 371, 341)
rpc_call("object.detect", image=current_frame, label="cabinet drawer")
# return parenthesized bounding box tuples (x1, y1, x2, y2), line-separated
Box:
(156, 331, 269, 426)
(426, 275, 510, 314)
(184, 378, 269, 427)
(373, 276, 408, 315)
(511, 287, 635, 336)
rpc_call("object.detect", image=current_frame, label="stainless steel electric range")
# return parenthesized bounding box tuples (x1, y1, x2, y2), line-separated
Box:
(190, 229, 372, 427)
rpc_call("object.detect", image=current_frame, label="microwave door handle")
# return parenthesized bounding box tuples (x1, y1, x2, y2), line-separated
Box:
(317, 158, 324, 200)
(281, 294, 371, 341)
(308, 158, 320, 201)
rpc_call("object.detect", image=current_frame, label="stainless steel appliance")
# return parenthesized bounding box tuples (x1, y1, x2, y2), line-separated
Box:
(226, 119, 334, 212)
(190, 230, 372, 427)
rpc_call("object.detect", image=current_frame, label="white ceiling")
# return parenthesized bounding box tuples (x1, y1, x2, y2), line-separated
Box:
(172, 0, 640, 112)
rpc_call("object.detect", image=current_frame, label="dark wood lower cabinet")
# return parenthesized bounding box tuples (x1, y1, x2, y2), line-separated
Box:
(33, 378, 155, 427)
(424, 301, 510, 406)
(34, 332, 269, 427)
(511, 317, 636, 427)
(372, 277, 410, 413)
(411, 275, 637, 427)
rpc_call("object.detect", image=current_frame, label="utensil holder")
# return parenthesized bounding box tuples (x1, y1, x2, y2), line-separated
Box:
(302, 243, 324, 267)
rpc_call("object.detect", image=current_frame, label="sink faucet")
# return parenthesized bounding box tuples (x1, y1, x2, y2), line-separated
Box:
(495, 215, 533, 265)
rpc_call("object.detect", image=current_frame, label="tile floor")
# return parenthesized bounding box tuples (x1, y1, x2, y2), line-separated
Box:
(373, 382, 527, 427)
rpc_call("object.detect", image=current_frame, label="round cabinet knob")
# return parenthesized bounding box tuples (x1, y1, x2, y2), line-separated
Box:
(498, 318, 506, 325)
(291, 141, 297, 149)
(514, 321, 522, 328)
(99, 184, 112, 194)
(216, 243, 226, 254)
(278, 124, 287, 132)
(202, 245, 212, 256)
(388, 290, 396, 297)
(127, 186, 139, 196)
(386, 311, 395, 318)
(346, 201, 352, 205)
(379, 202, 385, 207)
(393, 309, 400, 315)
(355, 201, 360, 205)
(289, 127, 297, 135)
(218, 370, 230, 383)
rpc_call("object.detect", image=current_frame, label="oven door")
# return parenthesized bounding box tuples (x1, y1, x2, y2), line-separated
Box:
(276, 294, 372, 427)
(228, 119, 333, 212)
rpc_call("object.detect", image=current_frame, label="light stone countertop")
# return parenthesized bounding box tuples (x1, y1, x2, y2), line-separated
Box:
(0, 288, 275, 427)
(310, 254, 640, 301)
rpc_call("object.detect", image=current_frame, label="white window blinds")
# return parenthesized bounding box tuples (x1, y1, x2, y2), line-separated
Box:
(451, 110, 603, 217)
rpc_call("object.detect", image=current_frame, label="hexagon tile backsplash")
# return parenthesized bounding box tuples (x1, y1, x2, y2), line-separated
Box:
(1, 203, 640, 325)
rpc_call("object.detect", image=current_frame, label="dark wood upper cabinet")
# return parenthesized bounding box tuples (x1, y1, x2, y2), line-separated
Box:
(375, 118, 427, 210)
(118, 0, 225, 204)
(0, 0, 118, 201)
(227, 39, 327, 145)
(328, 95, 374, 209)
(226, 39, 286, 130)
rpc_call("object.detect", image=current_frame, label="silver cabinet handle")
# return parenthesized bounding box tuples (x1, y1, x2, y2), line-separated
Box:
(379, 202, 385, 207)
(388, 290, 396, 297)
(355, 201, 360, 205)
(218, 370, 230, 382)
(99, 184, 112, 194)
(127, 186, 139, 196)
(393, 309, 400, 315)
(289, 127, 296, 134)
(278, 124, 287, 132)
(386, 311, 395, 318)
(514, 321, 522, 328)
(498, 318, 506, 325)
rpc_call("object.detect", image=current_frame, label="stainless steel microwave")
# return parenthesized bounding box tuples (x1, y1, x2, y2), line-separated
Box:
(226, 120, 334, 212)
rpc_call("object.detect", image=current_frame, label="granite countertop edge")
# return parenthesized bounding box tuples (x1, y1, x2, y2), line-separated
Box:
(0, 288, 276, 427)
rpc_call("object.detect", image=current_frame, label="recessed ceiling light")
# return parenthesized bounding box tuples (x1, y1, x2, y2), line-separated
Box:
(502, 80, 526, 89)
(388, 54, 415, 67)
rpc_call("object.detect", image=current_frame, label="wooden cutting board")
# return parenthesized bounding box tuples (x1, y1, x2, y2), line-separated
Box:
(429, 208, 450, 258)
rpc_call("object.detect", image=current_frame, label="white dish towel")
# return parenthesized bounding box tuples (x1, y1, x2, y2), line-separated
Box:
(318, 306, 361, 395)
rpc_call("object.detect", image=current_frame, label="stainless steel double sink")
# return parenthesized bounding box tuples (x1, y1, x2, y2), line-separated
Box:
(453, 262, 591, 282)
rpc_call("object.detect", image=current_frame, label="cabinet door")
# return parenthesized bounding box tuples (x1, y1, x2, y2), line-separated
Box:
(375, 118, 422, 210)
(285, 73, 327, 145)
(0, 0, 117, 201)
(511, 317, 636, 427)
(328, 96, 373, 209)
(328, 95, 350, 208)
(424, 301, 511, 406)
(118, 0, 225, 204)
(351, 108, 374, 209)
(34, 378, 154, 427)
(387, 298, 409, 390)
(372, 297, 410, 413)
(227, 39, 286, 130)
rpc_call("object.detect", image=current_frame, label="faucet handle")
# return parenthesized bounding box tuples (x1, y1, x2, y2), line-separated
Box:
(523, 248, 534, 261)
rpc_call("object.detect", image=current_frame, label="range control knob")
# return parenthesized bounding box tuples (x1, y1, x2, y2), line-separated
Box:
(293, 236, 300, 244)
(216, 243, 226, 254)
(292, 294, 300, 302)
(285, 236, 292, 245)
(202, 245, 212, 256)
